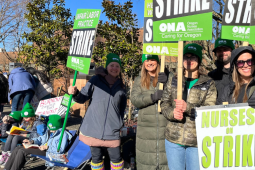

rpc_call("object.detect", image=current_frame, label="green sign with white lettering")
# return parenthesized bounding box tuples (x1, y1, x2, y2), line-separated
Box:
(152, 0, 212, 41)
(143, 0, 178, 56)
(66, 9, 101, 74)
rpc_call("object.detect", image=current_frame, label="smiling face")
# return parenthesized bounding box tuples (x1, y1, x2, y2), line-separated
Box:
(107, 62, 121, 78)
(183, 53, 199, 72)
(144, 59, 158, 74)
(236, 52, 255, 80)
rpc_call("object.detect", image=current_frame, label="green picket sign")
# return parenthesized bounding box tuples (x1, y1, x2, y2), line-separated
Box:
(62, 94, 76, 107)
(152, 0, 212, 42)
(58, 9, 101, 152)
(143, 0, 178, 56)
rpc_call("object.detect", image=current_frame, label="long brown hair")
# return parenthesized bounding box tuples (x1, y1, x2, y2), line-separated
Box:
(21, 116, 36, 129)
(232, 65, 252, 103)
(141, 63, 160, 89)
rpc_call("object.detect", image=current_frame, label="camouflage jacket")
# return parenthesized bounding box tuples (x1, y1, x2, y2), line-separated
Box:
(161, 74, 217, 147)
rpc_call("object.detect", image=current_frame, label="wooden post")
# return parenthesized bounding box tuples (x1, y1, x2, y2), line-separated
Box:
(177, 41, 184, 100)
(243, 41, 249, 46)
(158, 55, 165, 112)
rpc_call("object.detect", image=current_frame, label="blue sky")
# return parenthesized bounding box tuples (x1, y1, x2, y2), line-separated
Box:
(65, 0, 145, 27)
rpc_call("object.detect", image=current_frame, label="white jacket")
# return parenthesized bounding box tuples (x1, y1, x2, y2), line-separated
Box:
(35, 75, 53, 100)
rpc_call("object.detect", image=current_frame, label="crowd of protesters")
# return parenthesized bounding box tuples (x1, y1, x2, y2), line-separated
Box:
(0, 39, 253, 170)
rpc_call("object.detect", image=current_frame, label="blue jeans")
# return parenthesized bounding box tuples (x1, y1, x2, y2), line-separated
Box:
(11, 90, 34, 111)
(165, 139, 200, 170)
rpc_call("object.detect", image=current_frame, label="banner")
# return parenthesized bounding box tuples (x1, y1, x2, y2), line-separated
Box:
(249, 0, 255, 44)
(35, 96, 63, 116)
(221, 0, 251, 41)
(66, 9, 101, 74)
(196, 103, 255, 170)
(143, 0, 178, 56)
(152, 0, 212, 41)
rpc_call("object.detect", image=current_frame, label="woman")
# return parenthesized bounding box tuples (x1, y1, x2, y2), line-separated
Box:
(26, 67, 52, 100)
(161, 43, 217, 170)
(4, 114, 72, 170)
(131, 54, 169, 170)
(0, 103, 46, 167)
(0, 73, 8, 116)
(68, 53, 126, 170)
(8, 67, 36, 111)
(217, 46, 255, 105)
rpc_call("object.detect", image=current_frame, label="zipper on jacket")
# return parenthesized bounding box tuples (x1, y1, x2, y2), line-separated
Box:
(101, 88, 112, 139)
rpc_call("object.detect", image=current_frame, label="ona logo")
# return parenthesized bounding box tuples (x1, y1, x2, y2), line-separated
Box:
(72, 57, 79, 64)
(24, 112, 29, 116)
(145, 54, 152, 58)
(188, 46, 197, 51)
(11, 112, 14, 115)
(218, 40, 227, 44)
(112, 58, 119, 61)
(48, 123, 53, 128)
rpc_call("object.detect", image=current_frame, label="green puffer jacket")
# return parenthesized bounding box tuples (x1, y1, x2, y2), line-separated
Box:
(161, 74, 217, 147)
(131, 74, 169, 170)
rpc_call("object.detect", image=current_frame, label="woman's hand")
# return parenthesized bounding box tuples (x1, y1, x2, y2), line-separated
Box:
(2, 115, 9, 124)
(23, 139, 31, 145)
(173, 108, 183, 120)
(174, 99, 187, 111)
(68, 86, 77, 95)
(39, 145, 48, 151)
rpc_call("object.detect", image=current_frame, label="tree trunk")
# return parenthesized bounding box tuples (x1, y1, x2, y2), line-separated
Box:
(128, 75, 133, 120)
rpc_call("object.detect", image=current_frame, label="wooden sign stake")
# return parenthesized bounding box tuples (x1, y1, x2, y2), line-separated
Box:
(158, 55, 165, 112)
(177, 41, 184, 100)
(243, 41, 249, 46)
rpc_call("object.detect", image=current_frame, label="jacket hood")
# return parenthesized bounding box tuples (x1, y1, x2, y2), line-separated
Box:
(10, 67, 27, 74)
(52, 128, 73, 141)
(229, 46, 255, 75)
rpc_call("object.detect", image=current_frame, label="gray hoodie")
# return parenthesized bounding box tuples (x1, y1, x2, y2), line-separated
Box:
(73, 75, 126, 140)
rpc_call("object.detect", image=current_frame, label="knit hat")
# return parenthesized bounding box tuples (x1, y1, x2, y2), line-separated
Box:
(47, 115, 62, 131)
(183, 43, 203, 62)
(105, 53, 121, 68)
(21, 103, 35, 117)
(9, 111, 22, 121)
(213, 38, 235, 52)
(142, 54, 159, 63)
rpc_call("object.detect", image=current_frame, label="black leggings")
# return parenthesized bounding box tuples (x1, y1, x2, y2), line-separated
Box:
(4, 146, 46, 170)
(4, 135, 28, 152)
(90, 146, 122, 163)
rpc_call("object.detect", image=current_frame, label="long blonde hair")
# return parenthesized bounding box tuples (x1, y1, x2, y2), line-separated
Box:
(232, 65, 252, 103)
(141, 63, 160, 89)
(21, 116, 36, 129)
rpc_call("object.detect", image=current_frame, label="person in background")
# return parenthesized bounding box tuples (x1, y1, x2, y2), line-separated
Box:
(217, 46, 255, 106)
(4, 114, 72, 170)
(161, 43, 217, 170)
(26, 67, 52, 100)
(8, 67, 36, 112)
(131, 54, 169, 170)
(0, 73, 8, 116)
(208, 38, 235, 104)
(0, 103, 46, 167)
(68, 53, 126, 170)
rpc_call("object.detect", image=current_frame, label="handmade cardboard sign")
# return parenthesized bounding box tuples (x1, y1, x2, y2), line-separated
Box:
(152, 0, 212, 41)
(35, 97, 63, 116)
(66, 9, 101, 74)
(196, 103, 255, 170)
(143, 0, 178, 56)
(222, 0, 251, 41)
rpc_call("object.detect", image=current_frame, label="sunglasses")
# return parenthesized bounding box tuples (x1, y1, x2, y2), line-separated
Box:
(183, 55, 198, 61)
(235, 59, 255, 68)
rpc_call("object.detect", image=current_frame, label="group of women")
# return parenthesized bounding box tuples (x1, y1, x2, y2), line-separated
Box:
(68, 44, 255, 170)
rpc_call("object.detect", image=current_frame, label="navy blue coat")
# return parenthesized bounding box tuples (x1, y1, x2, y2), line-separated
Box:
(73, 75, 127, 140)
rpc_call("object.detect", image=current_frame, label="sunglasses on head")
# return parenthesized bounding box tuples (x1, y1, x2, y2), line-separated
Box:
(235, 59, 255, 68)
